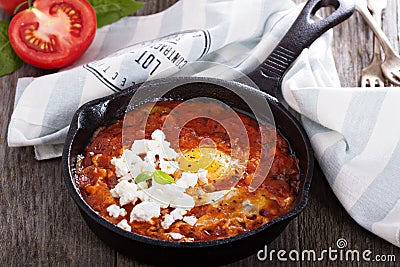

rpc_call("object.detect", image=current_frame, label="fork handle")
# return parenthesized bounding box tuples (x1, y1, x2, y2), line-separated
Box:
(370, 5, 383, 61)
(356, 0, 397, 58)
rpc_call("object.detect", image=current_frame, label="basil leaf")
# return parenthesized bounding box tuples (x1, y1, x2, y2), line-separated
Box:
(134, 171, 153, 184)
(153, 170, 175, 185)
(0, 22, 23, 77)
(88, 0, 146, 28)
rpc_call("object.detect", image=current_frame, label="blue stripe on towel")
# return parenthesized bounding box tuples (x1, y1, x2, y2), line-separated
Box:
(302, 116, 331, 137)
(349, 140, 400, 230)
(204, 2, 233, 51)
(100, 19, 139, 56)
(292, 89, 319, 122)
(159, 2, 183, 36)
(40, 68, 87, 135)
(321, 90, 387, 184)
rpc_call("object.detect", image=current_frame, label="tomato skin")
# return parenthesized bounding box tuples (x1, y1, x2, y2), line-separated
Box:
(8, 0, 96, 69)
(0, 0, 27, 15)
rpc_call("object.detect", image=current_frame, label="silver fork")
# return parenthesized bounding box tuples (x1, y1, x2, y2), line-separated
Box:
(361, 0, 387, 87)
(356, 0, 400, 86)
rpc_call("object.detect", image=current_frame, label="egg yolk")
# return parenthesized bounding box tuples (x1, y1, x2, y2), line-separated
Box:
(178, 147, 232, 181)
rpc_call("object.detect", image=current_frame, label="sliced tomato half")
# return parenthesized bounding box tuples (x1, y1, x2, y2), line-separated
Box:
(8, 0, 96, 69)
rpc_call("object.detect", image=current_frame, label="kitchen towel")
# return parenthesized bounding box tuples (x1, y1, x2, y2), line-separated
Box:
(7, 0, 400, 249)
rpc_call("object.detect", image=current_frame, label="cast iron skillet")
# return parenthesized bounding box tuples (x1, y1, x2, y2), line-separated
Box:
(62, 0, 354, 266)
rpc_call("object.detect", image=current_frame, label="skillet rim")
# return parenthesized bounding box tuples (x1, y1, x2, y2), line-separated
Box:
(62, 76, 314, 248)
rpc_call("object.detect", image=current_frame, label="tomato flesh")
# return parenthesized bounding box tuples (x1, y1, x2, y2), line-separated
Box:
(9, 0, 96, 69)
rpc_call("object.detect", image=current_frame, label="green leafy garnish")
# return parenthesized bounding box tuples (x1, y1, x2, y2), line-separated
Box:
(134, 170, 175, 185)
(13, 0, 31, 15)
(0, 22, 23, 77)
(88, 0, 146, 28)
(153, 170, 175, 185)
(134, 171, 153, 184)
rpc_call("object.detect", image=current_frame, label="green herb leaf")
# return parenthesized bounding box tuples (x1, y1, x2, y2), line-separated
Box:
(153, 170, 175, 185)
(0, 22, 23, 77)
(134, 171, 153, 184)
(13, 1, 30, 15)
(88, 0, 146, 28)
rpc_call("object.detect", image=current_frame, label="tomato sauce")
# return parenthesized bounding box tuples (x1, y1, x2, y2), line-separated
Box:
(75, 101, 300, 241)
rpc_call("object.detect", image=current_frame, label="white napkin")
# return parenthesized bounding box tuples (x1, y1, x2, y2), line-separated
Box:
(7, 0, 400, 248)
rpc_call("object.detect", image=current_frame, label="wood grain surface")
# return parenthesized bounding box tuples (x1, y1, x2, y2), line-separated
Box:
(1, 1, 400, 266)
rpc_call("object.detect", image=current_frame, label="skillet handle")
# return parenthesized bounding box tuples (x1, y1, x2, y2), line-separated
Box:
(248, 0, 355, 98)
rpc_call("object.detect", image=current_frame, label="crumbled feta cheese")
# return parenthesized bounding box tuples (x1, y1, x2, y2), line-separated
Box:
(117, 219, 131, 231)
(135, 189, 168, 209)
(111, 129, 178, 181)
(134, 160, 156, 177)
(146, 183, 195, 209)
(122, 149, 155, 178)
(111, 157, 130, 177)
(150, 129, 178, 160)
(145, 151, 157, 166)
(106, 204, 127, 218)
(110, 180, 139, 206)
(118, 174, 133, 182)
(176, 172, 198, 188)
(183, 216, 198, 226)
(151, 129, 165, 140)
(159, 159, 178, 174)
(170, 208, 187, 220)
(135, 180, 149, 190)
(160, 208, 188, 229)
(161, 214, 174, 229)
(159, 143, 179, 160)
(130, 201, 161, 222)
(146, 139, 159, 153)
(110, 130, 198, 225)
(123, 149, 142, 167)
(168, 232, 185, 240)
(131, 140, 146, 155)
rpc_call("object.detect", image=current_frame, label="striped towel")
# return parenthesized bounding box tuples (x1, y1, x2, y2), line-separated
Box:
(7, 0, 400, 248)
(282, 40, 400, 248)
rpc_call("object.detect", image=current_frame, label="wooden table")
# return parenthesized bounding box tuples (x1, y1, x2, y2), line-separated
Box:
(1, 1, 399, 266)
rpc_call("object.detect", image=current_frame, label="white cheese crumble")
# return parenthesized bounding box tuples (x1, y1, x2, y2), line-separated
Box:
(113, 149, 155, 180)
(161, 214, 174, 229)
(111, 156, 130, 177)
(183, 216, 198, 226)
(106, 204, 127, 218)
(159, 159, 178, 174)
(117, 219, 131, 231)
(131, 139, 146, 155)
(176, 169, 208, 188)
(161, 208, 190, 229)
(170, 208, 187, 220)
(176, 172, 198, 188)
(110, 180, 139, 206)
(145, 182, 195, 209)
(168, 232, 185, 240)
(150, 130, 179, 160)
(130, 201, 161, 222)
